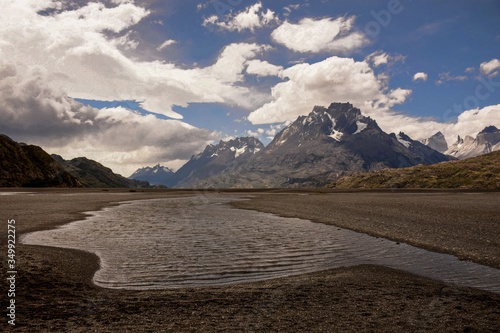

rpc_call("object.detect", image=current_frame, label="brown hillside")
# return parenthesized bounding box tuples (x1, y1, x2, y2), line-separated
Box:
(331, 151, 500, 190)
(0, 134, 81, 187)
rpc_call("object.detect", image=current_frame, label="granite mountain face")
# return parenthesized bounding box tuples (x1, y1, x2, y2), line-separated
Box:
(189, 103, 453, 188)
(445, 126, 500, 159)
(422, 131, 448, 153)
(171, 137, 265, 188)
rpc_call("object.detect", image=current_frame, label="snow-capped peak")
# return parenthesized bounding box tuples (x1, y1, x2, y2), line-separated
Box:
(198, 137, 264, 159)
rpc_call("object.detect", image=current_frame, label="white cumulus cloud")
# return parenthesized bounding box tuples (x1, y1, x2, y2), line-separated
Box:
(365, 51, 405, 68)
(447, 105, 500, 140)
(245, 60, 283, 77)
(247, 56, 409, 125)
(203, 2, 279, 32)
(0, 66, 217, 176)
(0, 1, 272, 121)
(246, 55, 500, 144)
(480, 58, 500, 77)
(367, 52, 390, 67)
(248, 67, 500, 144)
(389, 104, 500, 145)
(413, 72, 428, 82)
(1, 1, 285, 174)
(204, 43, 273, 84)
(271, 16, 368, 54)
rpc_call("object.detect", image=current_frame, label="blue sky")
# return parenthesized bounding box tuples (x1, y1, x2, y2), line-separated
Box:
(0, 0, 499, 175)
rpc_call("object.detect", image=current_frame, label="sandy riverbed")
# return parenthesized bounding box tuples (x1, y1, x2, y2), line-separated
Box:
(1, 189, 499, 332)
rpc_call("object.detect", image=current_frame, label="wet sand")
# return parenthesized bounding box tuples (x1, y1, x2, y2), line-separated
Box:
(1, 189, 499, 332)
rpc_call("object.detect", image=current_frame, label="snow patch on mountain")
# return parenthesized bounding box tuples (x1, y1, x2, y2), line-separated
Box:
(396, 133, 412, 148)
(329, 130, 344, 142)
(302, 115, 314, 126)
(230, 145, 248, 158)
(353, 121, 368, 135)
(325, 112, 344, 141)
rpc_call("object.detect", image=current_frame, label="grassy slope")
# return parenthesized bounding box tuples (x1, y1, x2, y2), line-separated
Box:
(331, 151, 500, 189)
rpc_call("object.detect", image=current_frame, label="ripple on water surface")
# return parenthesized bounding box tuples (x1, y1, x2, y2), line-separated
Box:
(21, 195, 500, 293)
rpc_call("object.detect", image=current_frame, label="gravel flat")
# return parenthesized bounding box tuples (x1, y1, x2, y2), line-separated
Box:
(1, 189, 499, 332)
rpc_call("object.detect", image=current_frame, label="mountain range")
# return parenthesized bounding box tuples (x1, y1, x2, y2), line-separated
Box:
(129, 164, 175, 187)
(131, 103, 454, 188)
(172, 137, 264, 188)
(421, 126, 500, 159)
(3, 102, 498, 189)
(444, 126, 500, 159)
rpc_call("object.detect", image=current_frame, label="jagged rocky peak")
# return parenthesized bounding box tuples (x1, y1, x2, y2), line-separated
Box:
(131, 164, 174, 177)
(152, 164, 174, 173)
(298, 102, 377, 142)
(308, 102, 376, 135)
(272, 102, 377, 146)
(129, 163, 175, 187)
(218, 137, 264, 157)
(452, 135, 476, 147)
(325, 103, 363, 130)
(445, 135, 477, 159)
(393, 132, 414, 148)
(477, 126, 500, 145)
(172, 136, 264, 188)
(171, 102, 454, 188)
(422, 131, 448, 153)
(391, 131, 425, 150)
(198, 137, 264, 159)
(479, 125, 499, 134)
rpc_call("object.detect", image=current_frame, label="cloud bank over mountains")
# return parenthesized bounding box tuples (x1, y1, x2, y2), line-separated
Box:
(0, 0, 223, 174)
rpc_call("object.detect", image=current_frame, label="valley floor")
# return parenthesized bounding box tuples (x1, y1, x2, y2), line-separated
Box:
(1, 189, 499, 332)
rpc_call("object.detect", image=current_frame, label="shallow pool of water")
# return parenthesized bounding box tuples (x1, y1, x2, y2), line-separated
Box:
(21, 195, 500, 293)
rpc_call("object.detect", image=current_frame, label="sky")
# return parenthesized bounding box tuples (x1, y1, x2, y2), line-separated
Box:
(1, 0, 499, 176)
